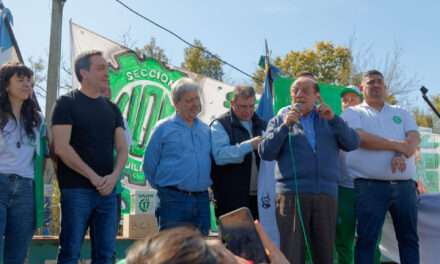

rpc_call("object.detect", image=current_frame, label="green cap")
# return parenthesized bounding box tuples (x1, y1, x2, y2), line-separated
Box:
(341, 85, 363, 99)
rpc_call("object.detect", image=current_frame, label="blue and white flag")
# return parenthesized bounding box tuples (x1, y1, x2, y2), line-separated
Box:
(0, 5, 21, 64)
(256, 61, 281, 247)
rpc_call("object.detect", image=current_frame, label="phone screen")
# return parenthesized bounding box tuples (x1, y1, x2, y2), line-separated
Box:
(218, 207, 269, 263)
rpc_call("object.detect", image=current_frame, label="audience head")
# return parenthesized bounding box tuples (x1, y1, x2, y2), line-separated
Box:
(125, 226, 218, 264)
(231, 85, 256, 121)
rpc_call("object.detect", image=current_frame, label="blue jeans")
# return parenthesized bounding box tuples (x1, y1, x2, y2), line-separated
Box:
(57, 188, 117, 264)
(0, 174, 35, 264)
(156, 187, 210, 235)
(354, 179, 419, 264)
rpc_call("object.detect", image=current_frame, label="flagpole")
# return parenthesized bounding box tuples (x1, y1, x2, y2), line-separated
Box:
(264, 39, 270, 67)
(264, 39, 273, 97)
(264, 39, 272, 86)
(257, 39, 280, 247)
(45, 0, 66, 119)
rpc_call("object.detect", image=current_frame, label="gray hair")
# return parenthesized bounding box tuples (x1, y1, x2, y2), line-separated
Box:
(232, 85, 256, 101)
(170, 78, 200, 104)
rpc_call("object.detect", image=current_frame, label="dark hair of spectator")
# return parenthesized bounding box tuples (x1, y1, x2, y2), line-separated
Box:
(362, 69, 384, 80)
(0, 63, 40, 139)
(74, 50, 103, 82)
(232, 85, 256, 101)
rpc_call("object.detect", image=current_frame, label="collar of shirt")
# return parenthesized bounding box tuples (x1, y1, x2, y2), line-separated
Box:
(240, 120, 253, 135)
(300, 109, 316, 123)
(360, 101, 390, 113)
(299, 109, 316, 151)
(172, 113, 200, 128)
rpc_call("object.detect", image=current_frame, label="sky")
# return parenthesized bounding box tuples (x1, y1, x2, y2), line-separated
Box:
(5, 0, 440, 110)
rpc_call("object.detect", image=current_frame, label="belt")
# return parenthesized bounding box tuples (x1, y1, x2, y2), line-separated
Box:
(164, 186, 207, 196)
(356, 178, 413, 185)
(0, 173, 32, 182)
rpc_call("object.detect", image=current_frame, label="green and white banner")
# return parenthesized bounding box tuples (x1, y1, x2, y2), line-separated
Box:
(108, 53, 184, 186)
(417, 127, 440, 193)
(70, 22, 235, 214)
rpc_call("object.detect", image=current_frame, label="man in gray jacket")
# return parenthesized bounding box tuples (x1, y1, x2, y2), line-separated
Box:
(259, 76, 359, 264)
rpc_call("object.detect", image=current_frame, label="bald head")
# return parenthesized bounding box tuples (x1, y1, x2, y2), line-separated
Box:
(291, 77, 319, 93)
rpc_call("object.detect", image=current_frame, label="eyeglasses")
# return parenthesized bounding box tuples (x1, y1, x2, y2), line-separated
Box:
(236, 104, 255, 110)
(291, 87, 315, 96)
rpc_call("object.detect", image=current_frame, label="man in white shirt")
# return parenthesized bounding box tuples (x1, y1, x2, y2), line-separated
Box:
(343, 70, 420, 264)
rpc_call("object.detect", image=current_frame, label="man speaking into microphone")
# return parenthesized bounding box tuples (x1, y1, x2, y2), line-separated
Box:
(259, 76, 359, 264)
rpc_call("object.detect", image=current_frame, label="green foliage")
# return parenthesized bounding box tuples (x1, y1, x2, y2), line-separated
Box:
(182, 40, 224, 81)
(253, 41, 352, 94)
(413, 108, 433, 128)
(274, 41, 352, 85)
(413, 95, 440, 128)
(136, 37, 169, 64)
(252, 67, 266, 93)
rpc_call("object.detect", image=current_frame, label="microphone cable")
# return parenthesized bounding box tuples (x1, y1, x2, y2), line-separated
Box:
(288, 132, 314, 263)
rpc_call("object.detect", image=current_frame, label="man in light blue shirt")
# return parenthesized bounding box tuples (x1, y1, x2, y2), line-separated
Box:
(143, 78, 212, 235)
(210, 85, 266, 219)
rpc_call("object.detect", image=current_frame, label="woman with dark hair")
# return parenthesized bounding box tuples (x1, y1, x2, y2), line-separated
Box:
(0, 63, 46, 263)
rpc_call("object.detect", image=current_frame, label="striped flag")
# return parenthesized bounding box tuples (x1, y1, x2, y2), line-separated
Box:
(0, 5, 21, 64)
(256, 54, 281, 247)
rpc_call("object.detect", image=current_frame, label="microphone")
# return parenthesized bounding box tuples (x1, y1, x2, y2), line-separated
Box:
(293, 102, 303, 113)
(288, 103, 303, 133)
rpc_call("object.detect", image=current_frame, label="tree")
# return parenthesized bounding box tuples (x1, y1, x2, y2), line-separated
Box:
(28, 56, 47, 98)
(136, 37, 169, 64)
(274, 41, 352, 85)
(182, 40, 224, 81)
(253, 40, 418, 106)
(252, 67, 266, 93)
(349, 37, 419, 104)
(28, 53, 73, 98)
(412, 95, 440, 128)
(413, 107, 432, 128)
(120, 29, 169, 64)
(53, 52, 74, 93)
(253, 41, 352, 92)
(121, 26, 137, 49)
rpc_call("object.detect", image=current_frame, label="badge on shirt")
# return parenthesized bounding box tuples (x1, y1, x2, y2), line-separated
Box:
(392, 115, 402, 124)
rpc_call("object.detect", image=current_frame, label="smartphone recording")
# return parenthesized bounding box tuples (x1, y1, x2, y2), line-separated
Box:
(218, 207, 269, 263)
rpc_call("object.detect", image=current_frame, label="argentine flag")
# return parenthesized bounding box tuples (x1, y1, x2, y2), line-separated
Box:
(256, 59, 281, 247)
(0, 5, 20, 64)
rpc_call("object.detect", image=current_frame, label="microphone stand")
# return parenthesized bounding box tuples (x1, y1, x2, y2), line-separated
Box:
(420, 86, 440, 119)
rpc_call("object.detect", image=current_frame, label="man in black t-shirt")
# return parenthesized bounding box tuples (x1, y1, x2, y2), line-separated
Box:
(52, 50, 127, 264)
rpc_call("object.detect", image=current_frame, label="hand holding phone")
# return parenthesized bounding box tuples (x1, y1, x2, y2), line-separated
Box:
(254, 221, 290, 264)
(218, 207, 270, 263)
